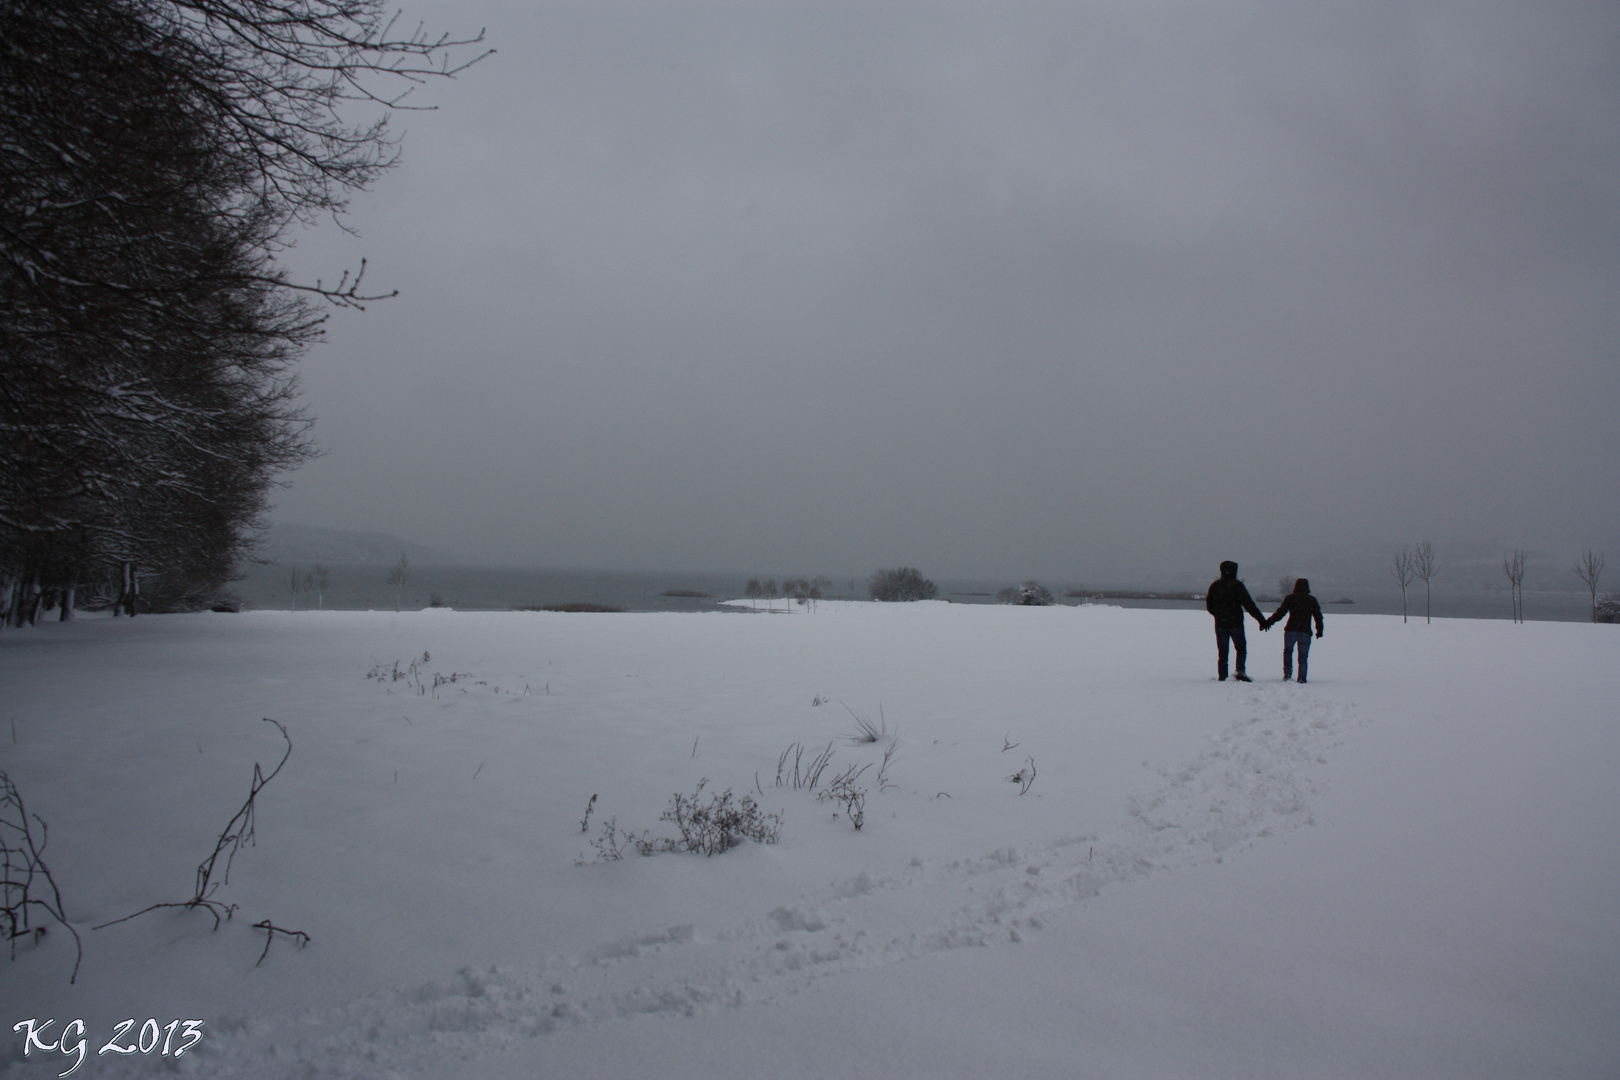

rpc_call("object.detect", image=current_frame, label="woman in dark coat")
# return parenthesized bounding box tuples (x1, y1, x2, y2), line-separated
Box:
(1263, 578, 1324, 683)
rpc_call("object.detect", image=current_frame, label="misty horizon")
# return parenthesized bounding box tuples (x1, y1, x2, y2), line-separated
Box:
(267, 2, 1617, 582)
(257, 523, 1604, 600)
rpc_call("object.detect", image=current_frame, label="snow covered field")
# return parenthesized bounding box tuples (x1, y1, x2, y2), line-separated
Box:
(2, 603, 1616, 1079)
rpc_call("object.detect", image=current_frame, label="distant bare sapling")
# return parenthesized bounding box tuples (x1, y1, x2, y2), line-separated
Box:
(1390, 547, 1415, 623)
(1574, 550, 1605, 623)
(1412, 541, 1438, 624)
(1503, 549, 1527, 623)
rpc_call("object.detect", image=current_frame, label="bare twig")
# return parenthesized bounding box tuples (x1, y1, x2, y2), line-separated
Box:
(94, 720, 306, 956)
(253, 920, 310, 966)
(775, 741, 835, 790)
(876, 739, 901, 791)
(0, 772, 82, 983)
(804, 742, 835, 790)
(181, 718, 292, 905)
(1007, 756, 1037, 795)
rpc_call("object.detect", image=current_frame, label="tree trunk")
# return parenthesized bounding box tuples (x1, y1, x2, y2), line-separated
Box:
(59, 567, 78, 622)
(117, 562, 140, 617)
(19, 573, 43, 627)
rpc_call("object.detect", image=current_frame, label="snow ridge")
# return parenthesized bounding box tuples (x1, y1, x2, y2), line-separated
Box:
(180, 685, 1358, 1079)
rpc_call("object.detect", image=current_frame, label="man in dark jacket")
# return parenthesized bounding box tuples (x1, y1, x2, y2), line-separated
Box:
(1205, 560, 1267, 681)
(1263, 578, 1325, 683)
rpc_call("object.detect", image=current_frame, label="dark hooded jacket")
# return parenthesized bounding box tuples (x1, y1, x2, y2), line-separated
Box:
(1205, 561, 1265, 629)
(1268, 579, 1324, 636)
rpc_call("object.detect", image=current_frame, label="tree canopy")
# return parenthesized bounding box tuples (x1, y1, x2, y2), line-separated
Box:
(0, 0, 485, 620)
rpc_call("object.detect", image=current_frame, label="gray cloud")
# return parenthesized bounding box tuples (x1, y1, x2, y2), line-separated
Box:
(275, 0, 1620, 580)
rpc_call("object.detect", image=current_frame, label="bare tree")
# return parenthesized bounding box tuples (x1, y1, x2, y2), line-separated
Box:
(311, 565, 330, 610)
(811, 575, 831, 612)
(1573, 550, 1605, 623)
(1390, 547, 1415, 623)
(783, 578, 824, 610)
(1502, 549, 1527, 623)
(386, 555, 408, 612)
(1412, 540, 1438, 624)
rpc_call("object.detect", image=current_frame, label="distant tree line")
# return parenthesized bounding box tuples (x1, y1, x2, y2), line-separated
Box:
(868, 567, 936, 602)
(1390, 542, 1611, 624)
(996, 581, 1055, 606)
(0, 0, 483, 622)
(744, 576, 831, 611)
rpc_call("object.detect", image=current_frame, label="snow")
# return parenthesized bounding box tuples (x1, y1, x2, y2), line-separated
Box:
(2, 602, 1616, 1078)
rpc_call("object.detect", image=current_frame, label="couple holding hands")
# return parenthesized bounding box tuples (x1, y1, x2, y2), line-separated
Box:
(1205, 560, 1325, 683)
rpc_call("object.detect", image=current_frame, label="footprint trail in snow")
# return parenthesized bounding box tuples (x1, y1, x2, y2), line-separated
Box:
(189, 685, 1360, 1079)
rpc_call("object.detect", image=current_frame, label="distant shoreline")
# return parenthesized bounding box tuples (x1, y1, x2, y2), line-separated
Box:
(223, 561, 1607, 624)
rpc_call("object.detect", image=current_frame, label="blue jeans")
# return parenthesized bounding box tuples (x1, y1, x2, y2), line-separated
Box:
(1215, 627, 1247, 678)
(1284, 631, 1312, 680)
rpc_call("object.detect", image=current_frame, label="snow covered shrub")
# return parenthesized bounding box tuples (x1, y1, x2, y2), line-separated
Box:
(585, 816, 637, 861)
(816, 764, 871, 830)
(660, 781, 783, 855)
(868, 567, 937, 602)
(365, 653, 475, 698)
(996, 581, 1056, 606)
(0, 772, 81, 983)
(368, 652, 431, 692)
(585, 781, 782, 860)
(1597, 597, 1620, 624)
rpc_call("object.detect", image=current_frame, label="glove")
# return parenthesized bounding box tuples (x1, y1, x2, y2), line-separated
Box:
(1316, 629, 1323, 639)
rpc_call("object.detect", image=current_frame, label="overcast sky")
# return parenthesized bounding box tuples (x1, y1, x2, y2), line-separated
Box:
(274, 0, 1619, 581)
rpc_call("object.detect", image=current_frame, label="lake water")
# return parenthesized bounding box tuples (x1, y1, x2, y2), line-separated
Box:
(231, 563, 1604, 624)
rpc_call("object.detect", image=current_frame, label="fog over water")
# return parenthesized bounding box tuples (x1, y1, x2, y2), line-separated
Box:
(271, 1, 1619, 584)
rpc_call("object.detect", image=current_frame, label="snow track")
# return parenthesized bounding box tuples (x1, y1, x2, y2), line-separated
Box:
(188, 685, 1359, 1080)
